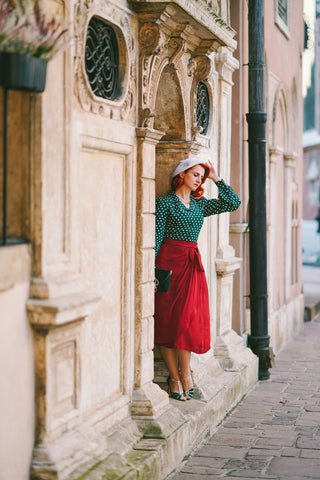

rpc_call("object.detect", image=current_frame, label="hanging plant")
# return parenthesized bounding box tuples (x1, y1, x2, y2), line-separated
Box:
(0, 0, 70, 91)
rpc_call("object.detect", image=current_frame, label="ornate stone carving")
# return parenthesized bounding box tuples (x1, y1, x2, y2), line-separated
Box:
(141, 108, 156, 128)
(139, 22, 162, 55)
(215, 48, 239, 83)
(201, 0, 221, 14)
(187, 57, 197, 77)
(74, 0, 136, 120)
(139, 22, 167, 126)
(190, 55, 212, 80)
(167, 36, 186, 64)
(191, 125, 204, 136)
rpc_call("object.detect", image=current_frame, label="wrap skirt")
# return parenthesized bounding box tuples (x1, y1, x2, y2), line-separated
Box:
(154, 238, 211, 354)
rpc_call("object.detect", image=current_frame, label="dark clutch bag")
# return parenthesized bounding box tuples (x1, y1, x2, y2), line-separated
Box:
(155, 267, 172, 292)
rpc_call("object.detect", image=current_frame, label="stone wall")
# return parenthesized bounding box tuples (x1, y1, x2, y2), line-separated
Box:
(0, 1, 261, 479)
(0, 245, 34, 480)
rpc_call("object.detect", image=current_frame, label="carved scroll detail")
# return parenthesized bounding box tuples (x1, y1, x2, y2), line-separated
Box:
(140, 22, 162, 54)
(189, 55, 212, 80)
(167, 37, 185, 64)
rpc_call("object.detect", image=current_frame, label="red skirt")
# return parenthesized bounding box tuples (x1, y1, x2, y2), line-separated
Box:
(154, 238, 211, 354)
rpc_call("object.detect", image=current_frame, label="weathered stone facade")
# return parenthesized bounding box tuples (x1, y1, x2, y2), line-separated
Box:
(0, 1, 303, 479)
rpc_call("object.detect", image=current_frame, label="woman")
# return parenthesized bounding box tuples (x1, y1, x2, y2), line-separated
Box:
(154, 156, 241, 401)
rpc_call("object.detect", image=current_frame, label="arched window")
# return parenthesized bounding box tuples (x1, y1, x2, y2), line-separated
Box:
(85, 16, 120, 100)
(196, 81, 210, 135)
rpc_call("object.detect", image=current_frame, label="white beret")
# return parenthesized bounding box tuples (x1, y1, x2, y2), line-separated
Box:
(171, 156, 208, 178)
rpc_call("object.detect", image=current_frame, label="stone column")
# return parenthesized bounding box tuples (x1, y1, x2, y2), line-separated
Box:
(26, 49, 100, 479)
(268, 147, 283, 313)
(131, 127, 169, 419)
(213, 48, 255, 370)
(283, 152, 297, 302)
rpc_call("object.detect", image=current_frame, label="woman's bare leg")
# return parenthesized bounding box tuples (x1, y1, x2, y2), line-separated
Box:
(160, 346, 181, 394)
(176, 349, 190, 377)
(177, 349, 193, 394)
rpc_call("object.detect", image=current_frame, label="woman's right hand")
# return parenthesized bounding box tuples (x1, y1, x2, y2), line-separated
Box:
(206, 160, 221, 183)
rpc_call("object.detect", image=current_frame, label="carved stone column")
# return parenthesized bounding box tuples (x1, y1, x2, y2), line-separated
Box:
(26, 42, 101, 478)
(26, 4, 139, 476)
(213, 47, 256, 371)
(132, 127, 169, 420)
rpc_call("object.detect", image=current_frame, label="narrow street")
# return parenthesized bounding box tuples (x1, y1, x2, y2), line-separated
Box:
(170, 269, 320, 480)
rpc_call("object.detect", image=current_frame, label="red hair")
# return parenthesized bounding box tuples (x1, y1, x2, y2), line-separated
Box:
(171, 163, 210, 199)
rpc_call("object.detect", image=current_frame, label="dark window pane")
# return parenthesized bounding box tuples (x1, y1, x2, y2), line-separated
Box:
(85, 17, 120, 100)
(196, 82, 209, 136)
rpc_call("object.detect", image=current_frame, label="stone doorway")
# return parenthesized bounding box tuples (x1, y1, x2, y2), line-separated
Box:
(153, 63, 191, 388)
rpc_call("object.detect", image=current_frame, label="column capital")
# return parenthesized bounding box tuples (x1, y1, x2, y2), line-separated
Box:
(215, 256, 242, 276)
(284, 151, 298, 169)
(136, 127, 165, 144)
(215, 47, 239, 84)
(269, 146, 283, 164)
(229, 222, 249, 234)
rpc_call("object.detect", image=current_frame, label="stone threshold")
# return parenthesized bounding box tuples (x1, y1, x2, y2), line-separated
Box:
(304, 296, 320, 322)
(73, 359, 258, 480)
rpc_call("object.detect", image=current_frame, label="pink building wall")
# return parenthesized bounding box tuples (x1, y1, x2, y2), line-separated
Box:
(230, 0, 304, 347)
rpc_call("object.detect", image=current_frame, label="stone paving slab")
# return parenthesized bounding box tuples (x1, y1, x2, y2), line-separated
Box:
(169, 317, 320, 479)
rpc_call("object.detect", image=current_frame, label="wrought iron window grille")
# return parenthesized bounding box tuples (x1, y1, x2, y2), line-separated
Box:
(85, 16, 120, 101)
(196, 81, 210, 136)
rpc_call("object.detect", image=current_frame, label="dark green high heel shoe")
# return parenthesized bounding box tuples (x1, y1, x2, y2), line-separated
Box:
(167, 377, 187, 401)
(181, 374, 194, 399)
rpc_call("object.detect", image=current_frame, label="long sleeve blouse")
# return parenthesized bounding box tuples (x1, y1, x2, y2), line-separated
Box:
(155, 179, 241, 258)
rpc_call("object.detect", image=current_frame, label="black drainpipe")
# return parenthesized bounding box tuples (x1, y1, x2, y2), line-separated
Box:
(246, 0, 271, 380)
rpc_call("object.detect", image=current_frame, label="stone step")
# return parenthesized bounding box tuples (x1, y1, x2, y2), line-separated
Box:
(304, 296, 320, 322)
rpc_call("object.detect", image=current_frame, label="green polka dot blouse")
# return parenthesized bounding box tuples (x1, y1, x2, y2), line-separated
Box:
(155, 179, 241, 258)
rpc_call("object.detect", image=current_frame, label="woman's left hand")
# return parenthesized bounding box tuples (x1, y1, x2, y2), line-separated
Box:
(206, 160, 221, 183)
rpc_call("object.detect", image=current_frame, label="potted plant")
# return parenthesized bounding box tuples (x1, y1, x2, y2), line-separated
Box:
(0, 0, 69, 92)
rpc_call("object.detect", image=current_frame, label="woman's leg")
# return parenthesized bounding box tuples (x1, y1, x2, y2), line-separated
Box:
(160, 346, 179, 378)
(177, 349, 194, 395)
(160, 346, 181, 394)
(176, 349, 191, 377)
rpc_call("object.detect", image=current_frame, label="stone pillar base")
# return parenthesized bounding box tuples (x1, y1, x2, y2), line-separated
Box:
(27, 277, 102, 480)
(30, 446, 57, 480)
(131, 381, 169, 419)
(215, 328, 258, 371)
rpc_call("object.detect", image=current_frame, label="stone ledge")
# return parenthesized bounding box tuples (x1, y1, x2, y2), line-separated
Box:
(30, 274, 87, 300)
(215, 256, 242, 275)
(75, 354, 258, 480)
(27, 291, 101, 329)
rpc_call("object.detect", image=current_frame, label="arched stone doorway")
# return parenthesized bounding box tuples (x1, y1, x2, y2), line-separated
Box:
(154, 64, 189, 196)
(132, 3, 257, 419)
(153, 63, 189, 387)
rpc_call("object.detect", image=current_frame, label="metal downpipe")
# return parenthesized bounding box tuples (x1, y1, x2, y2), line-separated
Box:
(246, 0, 271, 380)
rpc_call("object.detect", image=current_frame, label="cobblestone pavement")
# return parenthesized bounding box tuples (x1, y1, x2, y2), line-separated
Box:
(169, 316, 320, 480)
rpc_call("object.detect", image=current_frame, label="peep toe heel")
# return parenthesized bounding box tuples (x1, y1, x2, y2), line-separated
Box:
(181, 374, 194, 399)
(167, 377, 187, 401)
